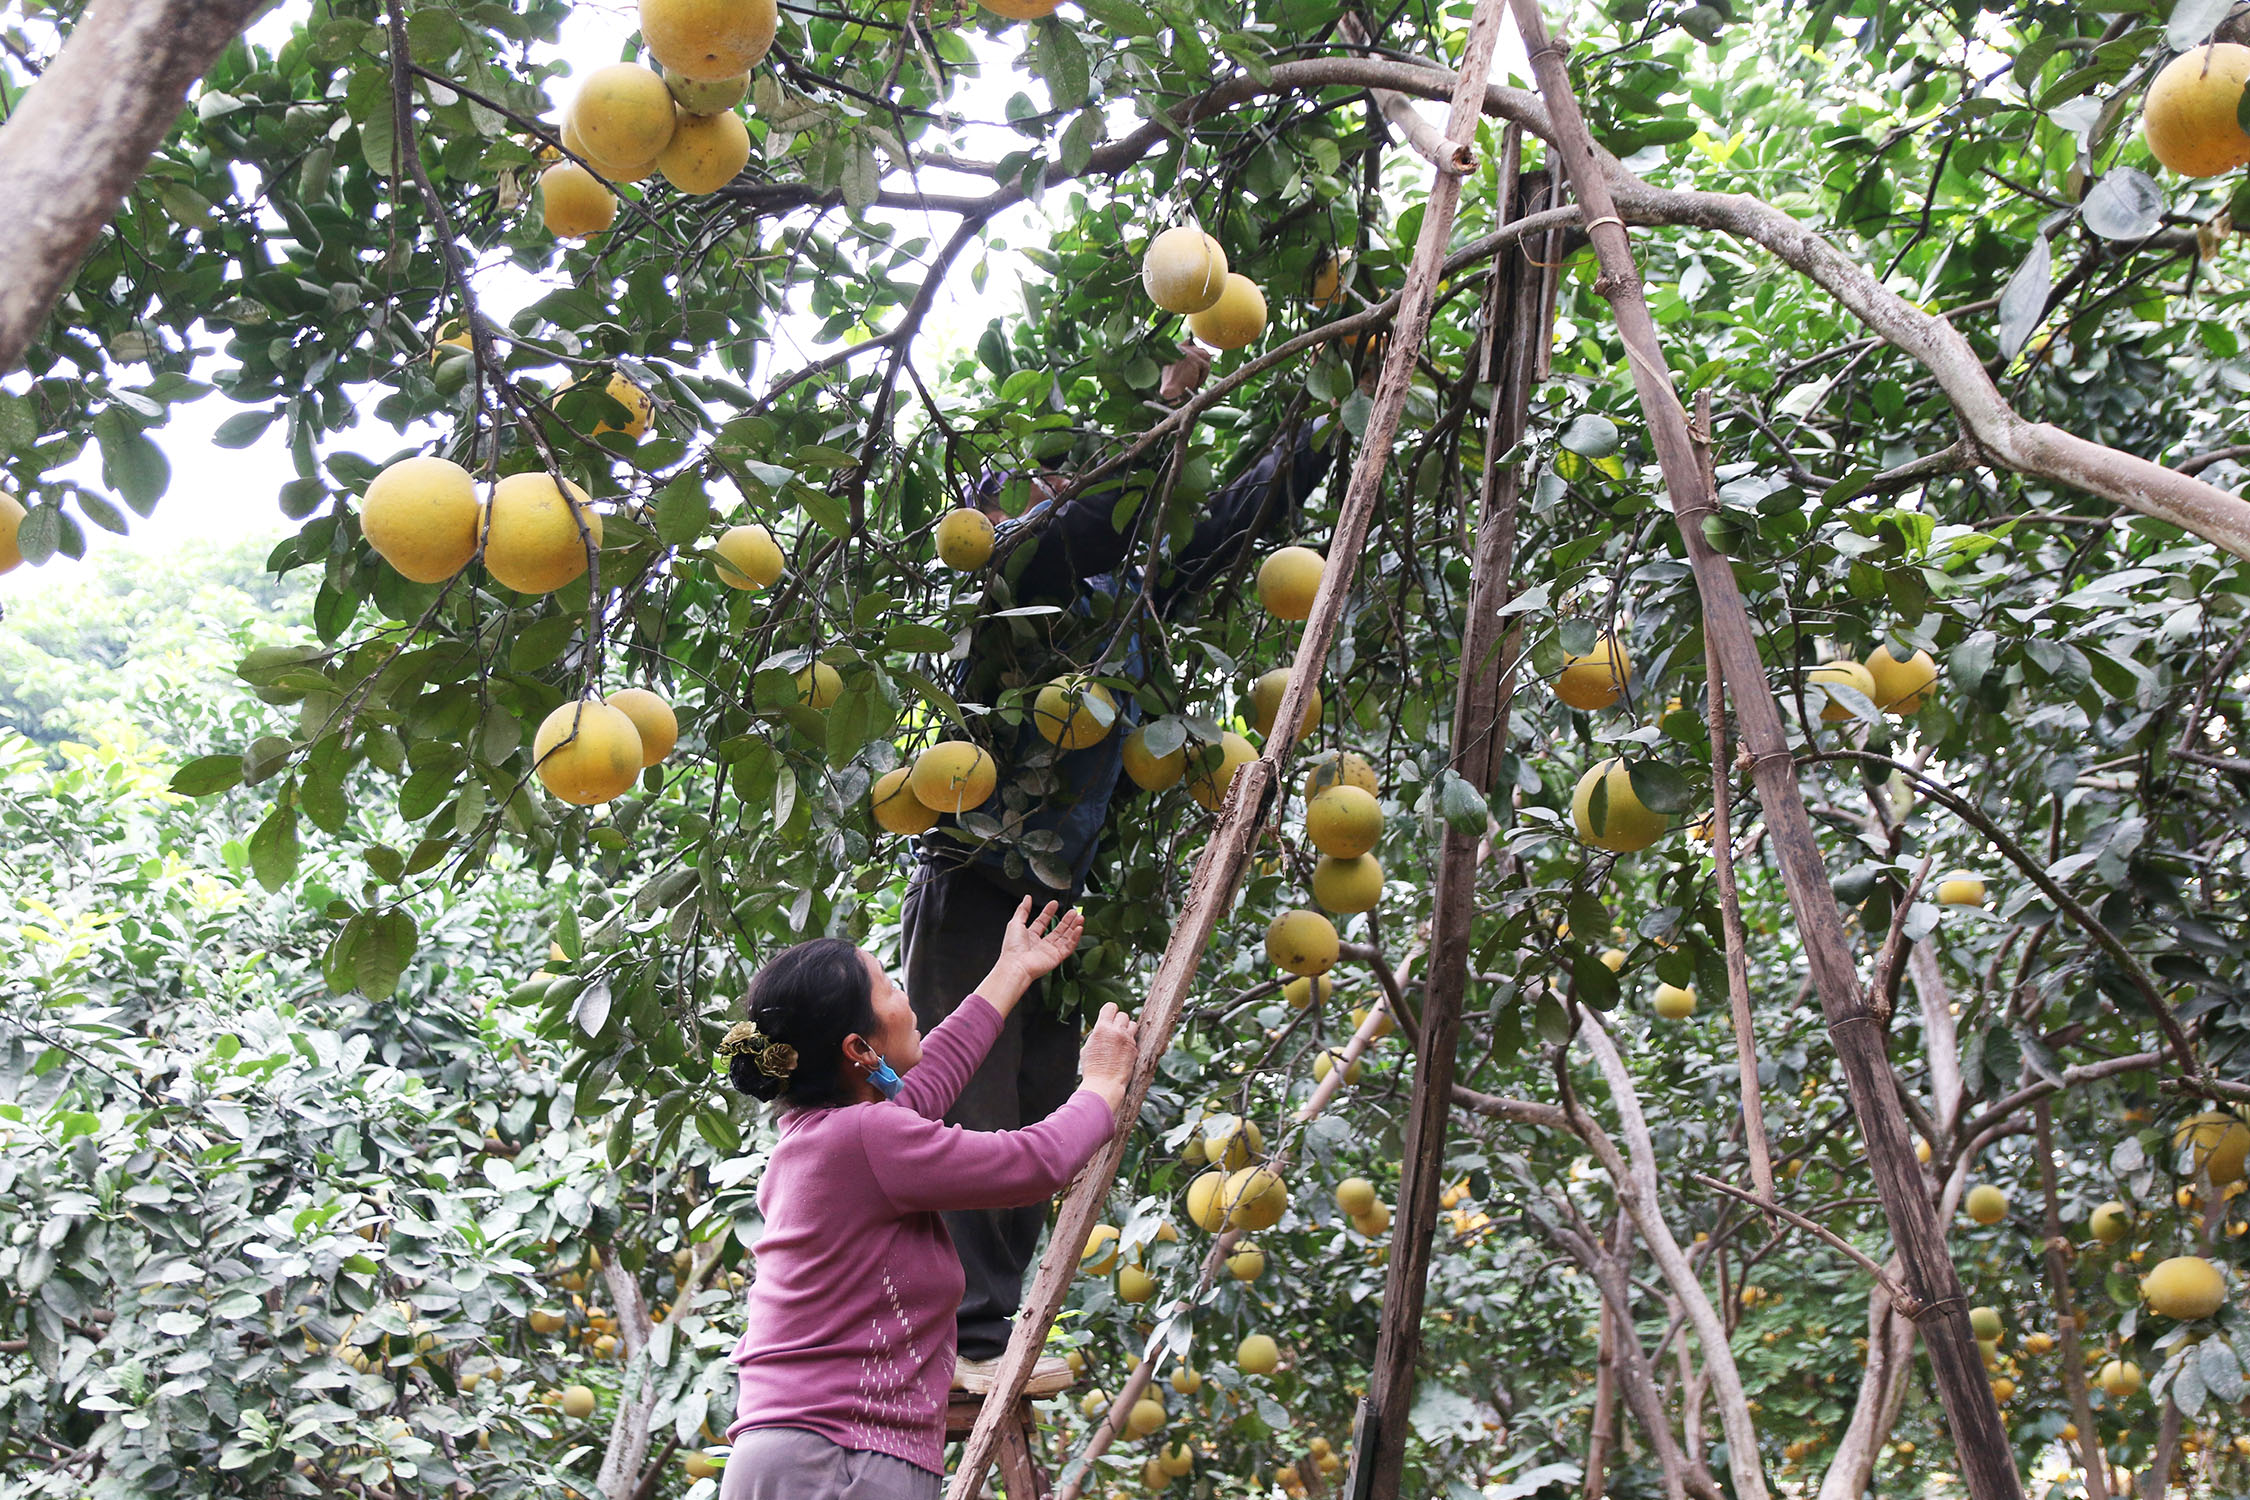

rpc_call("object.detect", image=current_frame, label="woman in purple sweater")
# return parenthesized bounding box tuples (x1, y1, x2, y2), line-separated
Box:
(717, 899, 1137, 1499)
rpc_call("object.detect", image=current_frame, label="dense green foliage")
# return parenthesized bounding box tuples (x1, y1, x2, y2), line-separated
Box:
(5, 0, 2250, 1494)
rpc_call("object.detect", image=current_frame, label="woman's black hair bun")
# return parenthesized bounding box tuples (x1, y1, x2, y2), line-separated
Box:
(729, 1050, 786, 1101)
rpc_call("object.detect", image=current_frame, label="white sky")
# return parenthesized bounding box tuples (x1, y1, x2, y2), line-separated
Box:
(1, 1, 1518, 603)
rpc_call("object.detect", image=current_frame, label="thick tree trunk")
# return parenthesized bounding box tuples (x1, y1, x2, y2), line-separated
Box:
(1505, 9, 2024, 1498)
(0, 0, 264, 374)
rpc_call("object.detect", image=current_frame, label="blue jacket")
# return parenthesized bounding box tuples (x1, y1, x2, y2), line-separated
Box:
(925, 420, 1335, 900)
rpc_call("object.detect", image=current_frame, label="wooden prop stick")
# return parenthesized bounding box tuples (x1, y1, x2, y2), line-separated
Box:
(1356, 44, 1539, 1490)
(1504, 6, 2024, 1498)
(1052, 994, 1402, 1500)
(948, 9, 1498, 1466)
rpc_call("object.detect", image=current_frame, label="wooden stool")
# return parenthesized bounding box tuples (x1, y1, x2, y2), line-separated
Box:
(946, 1361, 1076, 1500)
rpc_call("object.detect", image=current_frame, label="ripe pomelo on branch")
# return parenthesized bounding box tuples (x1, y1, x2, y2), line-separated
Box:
(2142, 43, 2250, 176)
(870, 766, 938, 835)
(1256, 545, 1324, 620)
(2142, 1255, 2227, 1320)
(1078, 1223, 1120, 1275)
(1116, 1263, 1156, 1303)
(1033, 676, 1117, 750)
(1303, 750, 1377, 798)
(665, 66, 749, 115)
(2089, 1200, 2131, 1244)
(979, 0, 1062, 18)
(1201, 1114, 1263, 1170)
(1808, 659, 1876, 722)
(935, 506, 996, 570)
(1225, 1242, 1264, 1280)
(605, 687, 678, 765)
(795, 661, 843, 709)
(1266, 909, 1339, 976)
(1312, 1048, 1360, 1085)
(1964, 1183, 2009, 1225)
(640, 0, 778, 81)
(1866, 643, 1938, 713)
(1283, 975, 1331, 1009)
(658, 106, 751, 194)
(588, 372, 653, 441)
(908, 740, 996, 814)
(1125, 1395, 1166, 1435)
(0, 489, 25, 574)
(1248, 668, 1319, 742)
(1141, 226, 1229, 314)
(361, 455, 479, 584)
(1312, 854, 1383, 914)
(1652, 983, 1695, 1020)
(2173, 1111, 2250, 1183)
(1122, 726, 1186, 791)
(713, 522, 784, 589)
(1571, 759, 1668, 854)
(1968, 1305, 2003, 1339)
(569, 63, 678, 176)
(539, 163, 616, 239)
(1305, 784, 1381, 857)
(1349, 1004, 1392, 1039)
(482, 473, 601, 594)
(1168, 1366, 1201, 1396)
(534, 700, 645, 806)
(561, 1385, 597, 1420)
(1334, 1177, 1377, 1217)
(1184, 730, 1256, 811)
(1187, 273, 1268, 349)
(1554, 633, 1629, 711)
(1937, 873, 1987, 907)
(1222, 1167, 1288, 1230)
(1235, 1333, 1280, 1375)
(2096, 1359, 2143, 1398)
(1185, 1170, 1229, 1232)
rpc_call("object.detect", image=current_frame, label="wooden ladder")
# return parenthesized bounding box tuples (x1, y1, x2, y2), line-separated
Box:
(946, 1365, 1074, 1500)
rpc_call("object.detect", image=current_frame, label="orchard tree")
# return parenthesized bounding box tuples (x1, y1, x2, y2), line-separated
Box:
(3, 0, 2250, 1496)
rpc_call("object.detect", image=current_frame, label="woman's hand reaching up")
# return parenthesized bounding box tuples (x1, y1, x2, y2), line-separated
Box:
(975, 898, 1085, 1015)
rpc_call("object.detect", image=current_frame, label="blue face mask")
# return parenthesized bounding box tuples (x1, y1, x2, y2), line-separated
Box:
(868, 1057, 904, 1101)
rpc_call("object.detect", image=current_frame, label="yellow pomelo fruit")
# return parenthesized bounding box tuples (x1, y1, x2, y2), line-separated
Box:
(1313, 1048, 1361, 1086)
(1937, 874, 1987, 907)
(1142, 226, 1229, 314)
(1116, 1264, 1156, 1303)
(591, 372, 653, 441)
(540, 162, 616, 239)
(871, 766, 939, 835)
(1349, 1004, 1393, 1039)
(1184, 1170, 1229, 1232)
(1284, 975, 1331, 1009)
(533, 700, 644, 805)
(1123, 726, 1186, 791)
(1267, 909, 1339, 976)
(1142, 1457, 1171, 1489)
(482, 472, 601, 594)
(1968, 1306, 2003, 1339)
(2143, 1256, 2226, 1319)
(1351, 1201, 1390, 1236)
(1257, 545, 1325, 620)
(909, 740, 997, 814)
(936, 507, 996, 569)
(1248, 668, 1319, 742)
(2096, 1359, 2142, 1398)
(1809, 659, 1876, 722)
(1223, 1166, 1288, 1230)
(1335, 1177, 1377, 1217)
(2023, 1332, 2055, 1355)
(641, 0, 777, 80)
(713, 522, 784, 589)
(1159, 1443, 1193, 1477)
(605, 687, 678, 766)
(1599, 947, 1627, 972)
(1652, 983, 1695, 1019)
(1312, 854, 1383, 914)
(2144, 44, 2250, 176)
(570, 63, 677, 176)
(361, 455, 479, 584)
(0, 489, 24, 574)
(981, 0, 1062, 16)
(1184, 731, 1256, 811)
(683, 1452, 721, 1479)
(1202, 1114, 1262, 1170)
(1571, 759, 1667, 853)
(1187, 273, 1267, 350)
(1866, 644, 1938, 714)
(1303, 751, 1377, 799)
(561, 1385, 597, 1420)
(794, 661, 843, 710)
(1988, 1376, 2014, 1404)
(2090, 1201, 2130, 1243)
(1305, 785, 1381, 858)
(2175, 1111, 2250, 1183)
(1168, 1366, 1201, 1396)
(1964, 1183, 2008, 1225)
(658, 105, 750, 194)
(1125, 1395, 1166, 1435)
(1235, 1333, 1280, 1375)
(1309, 252, 1344, 308)
(664, 66, 749, 114)
(1034, 677, 1118, 750)
(1224, 1242, 1264, 1280)
(1555, 634, 1629, 711)
(1079, 1223, 1120, 1275)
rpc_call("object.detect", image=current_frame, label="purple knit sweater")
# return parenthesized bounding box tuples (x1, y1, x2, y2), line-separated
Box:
(725, 995, 1115, 1473)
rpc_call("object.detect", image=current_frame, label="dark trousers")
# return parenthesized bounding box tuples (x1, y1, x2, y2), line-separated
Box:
(900, 861, 1083, 1361)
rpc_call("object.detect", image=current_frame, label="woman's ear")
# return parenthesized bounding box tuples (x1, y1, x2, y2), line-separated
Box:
(840, 1033, 880, 1071)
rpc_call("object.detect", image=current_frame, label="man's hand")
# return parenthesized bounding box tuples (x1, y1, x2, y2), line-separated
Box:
(1159, 344, 1213, 404)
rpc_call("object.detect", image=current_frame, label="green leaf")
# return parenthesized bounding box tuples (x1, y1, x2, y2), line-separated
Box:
(249, 805, 302, 893)
(1625, 759, 1692, 815)
(170, 754, 245, 797)
(12, 504, 61, 566)
(654, 473, 712, 545)
(355, 910, 419, 999)
(213, 410, 279, 449)
(1436, 769, 1488, 835)
(796, 483, 853, 539)
(840, 139, 879, 216)
(92, 406, 171, 516)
